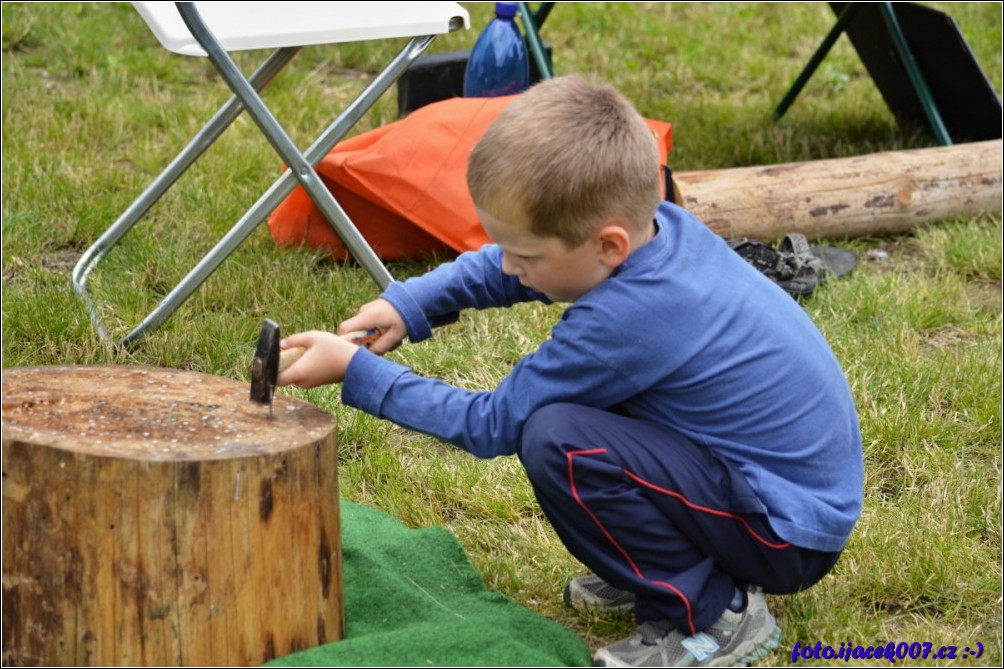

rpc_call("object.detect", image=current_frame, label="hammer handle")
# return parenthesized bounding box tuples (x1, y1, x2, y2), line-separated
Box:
(277, 346, 306, 373)
(277, 330, 381, 374)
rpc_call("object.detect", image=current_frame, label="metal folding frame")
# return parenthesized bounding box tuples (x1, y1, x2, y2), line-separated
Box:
(774, 2, 952, 146)
(518, 2, 555, 80)
(72, 2, 468, 347)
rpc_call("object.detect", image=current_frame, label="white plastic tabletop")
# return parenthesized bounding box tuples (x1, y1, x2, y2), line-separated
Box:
(133, 2, 470, 56)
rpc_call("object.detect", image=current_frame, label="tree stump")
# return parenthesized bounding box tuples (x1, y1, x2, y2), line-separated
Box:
(2, 365, 343, 666)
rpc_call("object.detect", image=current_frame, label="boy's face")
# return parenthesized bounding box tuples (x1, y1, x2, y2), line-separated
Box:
(477, 208, 619, 302)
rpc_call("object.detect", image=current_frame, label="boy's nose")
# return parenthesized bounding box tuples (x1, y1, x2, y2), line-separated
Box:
(500, 253, 521, 277)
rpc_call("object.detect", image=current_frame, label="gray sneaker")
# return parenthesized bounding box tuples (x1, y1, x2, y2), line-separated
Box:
(564, 574, 636, 612)
(592, 587, 781, 667)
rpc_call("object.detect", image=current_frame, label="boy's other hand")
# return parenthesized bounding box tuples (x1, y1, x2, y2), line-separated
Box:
(276, 331, 358, 388)
(338, 298, 407, 355)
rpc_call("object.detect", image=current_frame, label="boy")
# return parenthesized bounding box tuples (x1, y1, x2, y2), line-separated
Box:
(278, 75, 863, 667)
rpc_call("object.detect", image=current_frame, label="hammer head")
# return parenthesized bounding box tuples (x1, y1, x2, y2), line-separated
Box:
(249, 319, 281, 410)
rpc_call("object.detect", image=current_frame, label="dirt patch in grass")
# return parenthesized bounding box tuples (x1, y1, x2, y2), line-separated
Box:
(41, 250, 80, 275)
(921, 325, 976, 350)
(859, 236, 929, 274)
(4, 251, 81, 286)
(2, 257, 28, 285)
(966, 280, 1003, 316)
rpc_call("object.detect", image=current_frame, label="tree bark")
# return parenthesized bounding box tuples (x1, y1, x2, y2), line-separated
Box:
(675, 139, 1003, 241)
(2, 365, 342, 666)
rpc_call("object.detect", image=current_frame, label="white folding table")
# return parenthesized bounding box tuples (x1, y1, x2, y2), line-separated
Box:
(71, 2, 469, 347)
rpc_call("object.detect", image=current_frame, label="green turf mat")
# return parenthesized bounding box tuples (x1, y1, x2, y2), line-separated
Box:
(267, 499, 591, 667)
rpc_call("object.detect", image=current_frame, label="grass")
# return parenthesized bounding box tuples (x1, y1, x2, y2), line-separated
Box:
(3, 2, 1001, 666)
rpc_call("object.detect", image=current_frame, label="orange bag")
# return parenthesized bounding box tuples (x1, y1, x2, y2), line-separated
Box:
(268, 96, 672, 260)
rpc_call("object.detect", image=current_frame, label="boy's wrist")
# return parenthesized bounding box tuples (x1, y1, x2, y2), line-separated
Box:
(381, 282, 435, 342)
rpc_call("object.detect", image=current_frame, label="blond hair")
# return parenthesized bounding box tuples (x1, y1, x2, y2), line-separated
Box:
(467, 75, 662, 247)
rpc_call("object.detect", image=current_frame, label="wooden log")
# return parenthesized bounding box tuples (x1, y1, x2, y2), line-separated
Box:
(1, 365, 343, 666)
(675, 138, 1003, 241)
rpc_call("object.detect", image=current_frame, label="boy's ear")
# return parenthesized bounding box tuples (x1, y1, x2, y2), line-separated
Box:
(595, 222, 632, 268)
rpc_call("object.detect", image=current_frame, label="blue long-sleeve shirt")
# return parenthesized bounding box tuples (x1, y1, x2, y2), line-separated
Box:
(343, 202, 863, 552)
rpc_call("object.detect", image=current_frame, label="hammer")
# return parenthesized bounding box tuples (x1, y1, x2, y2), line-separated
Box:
(249, 319, 379, 416)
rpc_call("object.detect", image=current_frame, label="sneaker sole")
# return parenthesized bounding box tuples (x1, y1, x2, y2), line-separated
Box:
(564, 582, 635, 613)
(591, 624, 781, 667)
(708, 623, 782, 667)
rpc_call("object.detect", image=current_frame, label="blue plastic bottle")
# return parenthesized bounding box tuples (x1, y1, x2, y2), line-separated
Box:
(463, 2, 529, 97)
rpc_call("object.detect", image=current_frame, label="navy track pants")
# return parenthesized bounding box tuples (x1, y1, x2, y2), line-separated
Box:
(518, 404, 841, 635)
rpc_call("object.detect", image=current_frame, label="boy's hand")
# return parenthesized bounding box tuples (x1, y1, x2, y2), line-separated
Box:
(276, 331, 358, 388)
(338, 298, 407, 355)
